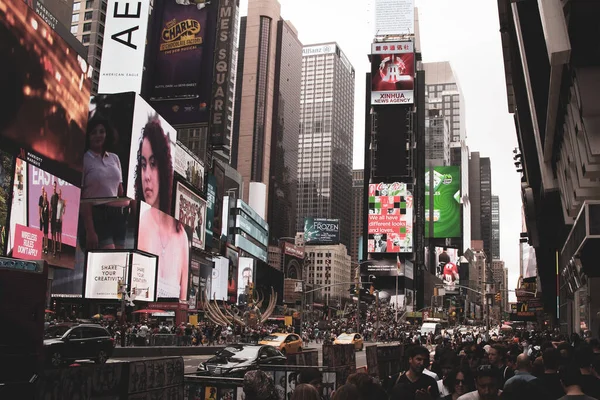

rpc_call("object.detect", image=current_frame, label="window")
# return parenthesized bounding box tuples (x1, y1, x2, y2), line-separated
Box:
(72, 14, 80, 23)
(73, 2, 81, 11)
(86, 0, 94, 8)
(101, 1, 107, 11)
(95, 47, 102, 57)
(83, 22, 92, 31)
(70, 25, 78, 34)
(100, 12, 106, 23)
(97, 36, 103, 45)
(94, 59, 101, 68)
(82, 34, 91, 44)
(84, 11, 93, 20)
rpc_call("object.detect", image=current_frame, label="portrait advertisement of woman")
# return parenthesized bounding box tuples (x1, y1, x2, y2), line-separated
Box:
(135, 115, 189, 302)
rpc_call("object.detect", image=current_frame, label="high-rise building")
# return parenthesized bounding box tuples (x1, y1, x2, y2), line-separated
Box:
(266, 20, 303, 243)
(70, 0, 107, 94)
(40, 0, 75, 29)
(305, 244, 351, 304)
(491, 195, 500, 260)
(469, 152, 493, 261)
(296, 43, 355, 250)
(491, 260, 507, 311)
(351, 170, 364, 266)
(232, 0, 282, 210)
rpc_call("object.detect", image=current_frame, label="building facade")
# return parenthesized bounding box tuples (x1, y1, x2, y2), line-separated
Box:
(491, 195, 500, 260)
(266, 20, 303, 243)
(296, 43, 355, 250)
(305, 244, 351, 305)
(469, 153, 493, 261)
(351, 170, 364, 268)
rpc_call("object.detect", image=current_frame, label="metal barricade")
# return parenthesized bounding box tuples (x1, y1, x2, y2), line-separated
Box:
(149, 333, 177, 346)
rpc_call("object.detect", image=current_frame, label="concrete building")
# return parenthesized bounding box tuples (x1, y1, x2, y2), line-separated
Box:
(464, 241, 487, 320)
(268, 245, 282, 271)
(296, 43, 355, 249)
(491, 195, 500, 260)
(469, 153, 493, 261)
(39, 0, 75, 30)
(232, 0, 282, 210)
(305, 244, 351, 305)
(497, 0, 600, 333)
(351, 170, 364, 268)
(70, 0, 107, 94)
(491, 260, 507, 310)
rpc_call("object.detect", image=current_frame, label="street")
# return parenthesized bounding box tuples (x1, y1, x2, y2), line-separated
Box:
(108, 342, 371, 375)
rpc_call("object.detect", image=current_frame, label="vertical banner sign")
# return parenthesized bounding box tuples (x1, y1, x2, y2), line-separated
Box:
(130, 252, 158, 302)
(174, 182, 207, 250)
(205, 174, 216, 246)
(210, 0, 235, 147)
(368, 182, 413, 253)
(425, 166, 461, 238)
(150, 2, 208, 100)
(371, 41, 415, 105)
(98, 0, 151, 94)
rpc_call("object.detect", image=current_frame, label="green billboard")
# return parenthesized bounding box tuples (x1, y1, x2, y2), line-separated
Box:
(425, 166, 461, 238)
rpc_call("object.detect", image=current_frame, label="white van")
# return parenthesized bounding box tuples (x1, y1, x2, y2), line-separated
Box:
(420, 322, 442, 336)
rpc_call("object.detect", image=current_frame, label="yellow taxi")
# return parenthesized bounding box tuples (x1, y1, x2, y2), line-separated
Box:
(334, 333, 364, 351)
(259, 333, 303, 355)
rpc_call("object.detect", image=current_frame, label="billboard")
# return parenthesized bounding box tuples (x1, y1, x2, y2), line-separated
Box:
(362, 257, 412, 277)
(425, 166, 461, 238)
(84, 94, 136, 200)
(84, 251, 130, 300)
(0, 150, 14, 255)
(130, 252, 158, 302)
(302, 43, 337, 56)
(137, 201, 190, 301)
(174, 182, 207, 250)
(1, 0, 91, 185)
(205, 174, 216, 247)
(374, 0, 415, 37)
(367, 182, 413, 253)
(147, 1, 209, 100)
(174, 142, 205, 191)
(126, 95, 178, 209)
(6, 159, 81, 270)
(304, 218, 340, 245)
(225, 246, 238, 303)
(210, 256, 228, 301)
(371, 41, 414, 105)
(98, 0, 151, 94)
(237, 257, 254, 305)
(210, 0, 236, 146)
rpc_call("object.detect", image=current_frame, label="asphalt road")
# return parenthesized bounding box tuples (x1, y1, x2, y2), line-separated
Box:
(109, 342, 371, 375)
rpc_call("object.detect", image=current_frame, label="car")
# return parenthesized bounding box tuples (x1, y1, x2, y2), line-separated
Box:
(43, 324, 115, 367)
(333, 333, 364, 351)
(258, 333, 303, 355)
(197, 344, 286, 377)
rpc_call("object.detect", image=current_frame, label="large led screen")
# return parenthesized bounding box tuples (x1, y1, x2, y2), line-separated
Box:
(304, 218, 340, 245)
(131, 252, 158, 302)
(237, 257, 254, 305)
(174, 181, 207, 250)
(1, 0, 91, 185)
(371, 41, 414, 105)
(425, 166, 461, 238)
(126, 96, 178, 209)
(174, 142, 205, 191)
(137, 200, 190, 301)
(84, 251, 130, 300)
(225, 246, 238, 304)
(210, 256, 228, 301)
(6, 158, 81, 269)
(367, 182, 413, 253)
(0, 149, 14, 255)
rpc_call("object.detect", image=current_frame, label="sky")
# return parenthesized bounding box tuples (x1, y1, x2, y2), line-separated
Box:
(239, 0, 522, 298)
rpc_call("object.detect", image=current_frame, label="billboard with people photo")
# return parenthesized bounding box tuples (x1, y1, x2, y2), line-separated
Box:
(174, 181, 207, 250)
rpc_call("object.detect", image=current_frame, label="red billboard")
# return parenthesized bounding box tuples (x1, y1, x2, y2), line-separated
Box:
(370, 41, 414, 105)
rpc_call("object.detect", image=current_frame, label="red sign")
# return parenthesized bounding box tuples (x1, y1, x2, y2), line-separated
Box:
(422, 310, 430, 321)
(13, 224, 42, 260)
(283, 242, 305, 259)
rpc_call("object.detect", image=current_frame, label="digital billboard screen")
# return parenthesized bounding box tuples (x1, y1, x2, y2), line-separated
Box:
(237, 257, 254, 305)
(130, 252, 158, 302)
(174, 181, 207, 250)
(174, 142, 205, 192)
(225, 246, 238, 304)
(367, 182, 413, 253)
(84, 251, 130, 300)
(425, 166, 461, 238)
(371, 41, 414, 105)
(304, 218, 340, 245)
(1, 0, 91, 185)
(210, 256, 228, 301)
(137, 200, 190, 301)
(0, 149, 14, 255)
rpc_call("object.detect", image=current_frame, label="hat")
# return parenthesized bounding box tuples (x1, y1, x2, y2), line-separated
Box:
(243, 370, 278, 400)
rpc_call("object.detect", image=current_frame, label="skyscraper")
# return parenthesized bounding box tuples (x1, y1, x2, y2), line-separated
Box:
(296, 43, 355, 249)
(470, 152, 493, 261)
(351, 170, 364, 266)
(491, 195, 500, 260)
(233, 0, 282, 211)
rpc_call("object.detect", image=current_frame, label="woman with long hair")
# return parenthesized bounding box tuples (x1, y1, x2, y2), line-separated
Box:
(136, 116, 189, 301)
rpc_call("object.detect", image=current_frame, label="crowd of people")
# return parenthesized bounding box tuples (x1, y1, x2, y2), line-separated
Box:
(238, 330, 600, 400)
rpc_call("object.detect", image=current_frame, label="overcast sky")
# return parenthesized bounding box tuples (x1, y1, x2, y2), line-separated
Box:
(239, 0, 522, 298)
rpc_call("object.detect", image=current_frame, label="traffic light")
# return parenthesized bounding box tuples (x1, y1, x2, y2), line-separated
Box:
(495, 292, 501, 303)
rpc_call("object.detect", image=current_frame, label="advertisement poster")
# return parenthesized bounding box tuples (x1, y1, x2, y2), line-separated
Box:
(189, 258, 200, 310)
(368, 182, 413, 253)
(371, 41, 414, 105)
(84, 251, 130, 300)
(237, 257, 254, 305)
(12, 224, 42, 260)
(98, 0, 150, 94)
(205, 174, 216, 246)
(1, 0, 91, 185)
(83, 93, 136, 199)
(425, 166, 461, 238)
(149, 1, 208, 100)
(304, 218, 340, 245)
(211, 256, 228, 301)
(0, 149, 14, 254)
(225, 246, 238, 304)
(130, 252, 158, 302)
(174, 182, 207, 250)
(126, 95, 178, 209)
(374, 0, 415, 36)
(174, 142, 205, 191)
(137, 201, 190, 301)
